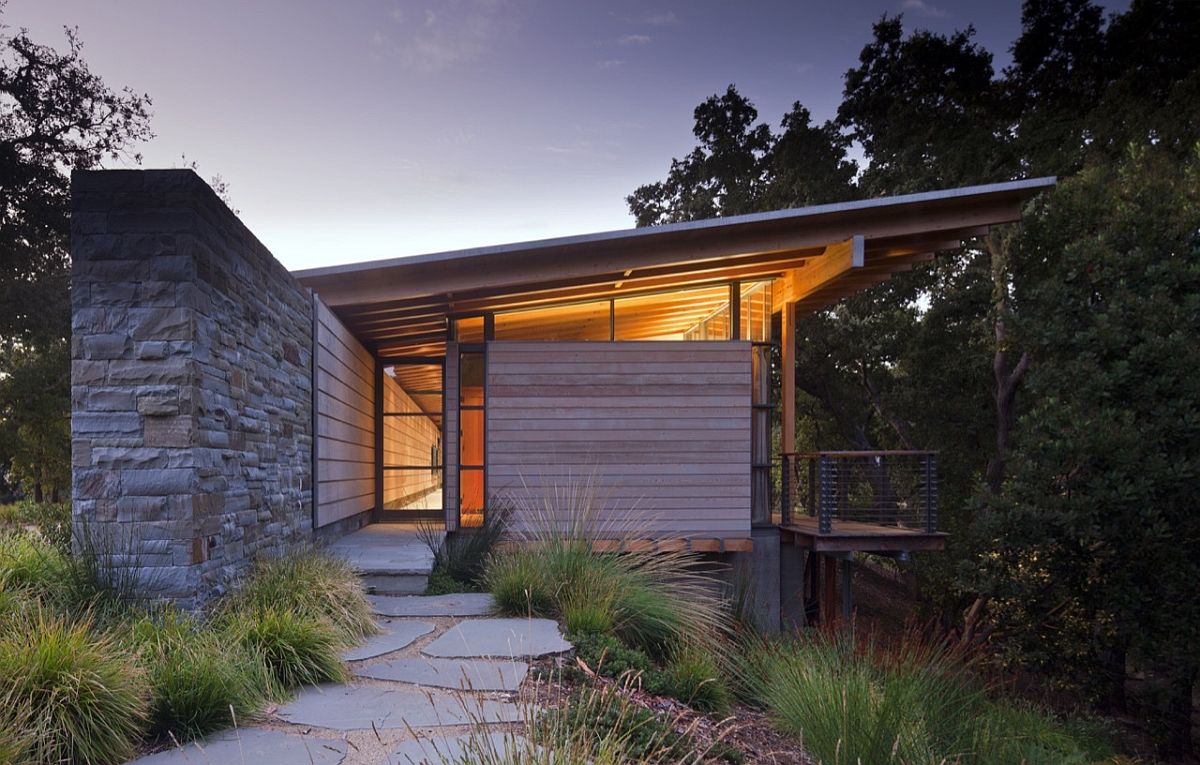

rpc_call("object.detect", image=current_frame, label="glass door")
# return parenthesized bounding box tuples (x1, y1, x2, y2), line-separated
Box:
(381, 361, 443, 522)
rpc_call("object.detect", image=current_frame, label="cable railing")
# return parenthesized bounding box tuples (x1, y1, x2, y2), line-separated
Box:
(781, 451, 939, 534)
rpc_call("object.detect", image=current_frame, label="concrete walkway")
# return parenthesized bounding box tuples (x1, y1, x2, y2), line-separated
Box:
(127, 593, 571, 765)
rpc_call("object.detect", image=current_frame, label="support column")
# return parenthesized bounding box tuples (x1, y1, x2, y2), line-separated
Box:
(781, 302, 797, 459)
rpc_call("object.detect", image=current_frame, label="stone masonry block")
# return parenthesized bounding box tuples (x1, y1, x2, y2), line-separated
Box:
(121, 468, 194, 496)
(144, 415, 192, 448)
(136, 390, 179, 416)
(82, 333, 129, 360)
(72, 411, 140, 434)
(129, 307, 192, 341)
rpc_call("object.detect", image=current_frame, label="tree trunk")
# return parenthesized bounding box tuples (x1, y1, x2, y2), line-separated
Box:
(1163, 663, 1196, 759)
(983, 230, 1030, 495)
(34, 482, 43, 503)
(1097, 642, 1128, 715)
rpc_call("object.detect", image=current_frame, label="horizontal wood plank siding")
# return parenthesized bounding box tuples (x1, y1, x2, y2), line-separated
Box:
(314, 298, 375, 528)
(486, 341, 751, 539)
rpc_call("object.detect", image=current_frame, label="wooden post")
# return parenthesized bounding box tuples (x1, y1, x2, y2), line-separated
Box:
(781, 301, 796, 456)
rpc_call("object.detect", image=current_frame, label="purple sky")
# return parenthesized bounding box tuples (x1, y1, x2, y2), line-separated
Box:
(9, 0, 1126, 270)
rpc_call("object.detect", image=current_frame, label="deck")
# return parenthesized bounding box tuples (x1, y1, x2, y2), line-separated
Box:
(779, 517, 947, 553)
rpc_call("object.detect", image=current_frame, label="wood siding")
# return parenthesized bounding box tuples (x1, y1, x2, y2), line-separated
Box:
(381, 372, 440, 506)
(486, 341, 752, 539)
(444, 343, 460, 531)
(314, 298, 375, 527)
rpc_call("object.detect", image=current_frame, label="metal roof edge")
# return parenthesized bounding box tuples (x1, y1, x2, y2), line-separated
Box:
(291, 176, 1056, 281)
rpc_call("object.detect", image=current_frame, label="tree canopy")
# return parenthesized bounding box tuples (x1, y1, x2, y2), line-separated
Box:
(629, 0, 1200, 755)
(0, 8, 151, 499)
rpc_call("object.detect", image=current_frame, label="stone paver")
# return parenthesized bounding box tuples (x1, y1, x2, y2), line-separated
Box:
(328, 524, 438, 576)
(369, 592, 494, 617)
(422, 618, 571, 659)
(276, 683, 523, 730)
(341, 619, 434, 661)
(355, 656, 528, 691)
(392, 732, 532, 764)
(127, 728, 346, 764)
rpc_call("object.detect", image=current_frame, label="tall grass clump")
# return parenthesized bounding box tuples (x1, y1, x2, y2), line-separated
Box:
(434, 672, 740, 764)
(0, 610, 146, 765)
(0, 531, 68, 596)
(219, 551, 376, 643)
(420, 505, 509, 594)
(482, 475, 730, 661)
(222, 607, 348, 688)
(735, 628, 1108, 765)
(126, 608, 277, 742)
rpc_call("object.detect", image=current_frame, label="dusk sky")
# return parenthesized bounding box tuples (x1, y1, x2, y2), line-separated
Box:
(8, 1, 1128, 270)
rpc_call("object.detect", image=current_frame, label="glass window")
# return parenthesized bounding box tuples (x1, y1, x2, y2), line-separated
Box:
(495, 300, 611, 341)
(740, 281, 774, 342)
(454, 316, 485, 343)
(615, 285, 733, 341)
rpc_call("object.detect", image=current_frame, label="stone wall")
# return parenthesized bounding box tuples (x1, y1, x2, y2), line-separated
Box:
(71, 169, 315, 608)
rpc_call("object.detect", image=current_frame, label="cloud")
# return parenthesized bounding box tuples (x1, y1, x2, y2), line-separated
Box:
(641, 11, 677, 25)
(617, 33, 652, 46)
(596, 59, 624, 70)
(376, 0, 522, 72)
(901, 0, 948, 18)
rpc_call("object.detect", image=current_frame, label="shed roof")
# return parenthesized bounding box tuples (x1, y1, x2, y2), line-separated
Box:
(293, 177, 1054, 357)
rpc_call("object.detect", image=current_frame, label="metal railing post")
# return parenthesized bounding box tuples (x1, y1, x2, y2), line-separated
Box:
(925, 453, 938, 533)
(818, 455, 835, 534)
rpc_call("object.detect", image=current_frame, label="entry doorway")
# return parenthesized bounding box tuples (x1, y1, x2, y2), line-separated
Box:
(380, 361, 444, 523)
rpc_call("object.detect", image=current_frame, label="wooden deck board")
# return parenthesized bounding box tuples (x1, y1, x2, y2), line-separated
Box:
(780, 517, 947, 553)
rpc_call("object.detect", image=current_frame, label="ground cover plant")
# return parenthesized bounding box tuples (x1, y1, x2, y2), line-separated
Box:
(482, 478, 734, 711)
(0, 520, 373, 764)
(734, 628, 1116, 765)
(420, 505, 509, 595)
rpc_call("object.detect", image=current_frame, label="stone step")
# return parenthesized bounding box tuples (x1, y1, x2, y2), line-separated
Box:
(359, 571, 429, 596)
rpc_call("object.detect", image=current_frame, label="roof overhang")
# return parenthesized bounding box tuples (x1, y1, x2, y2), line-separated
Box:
(293, 177, 1055, 356)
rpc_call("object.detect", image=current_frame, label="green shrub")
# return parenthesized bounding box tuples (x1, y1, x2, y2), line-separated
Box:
(220, 552, 376, 643)
(539, 685, 742, 764)
(0, 611, 145, 765)
(571, 631, 654, 678)
(0, 502, 70, 552)
(735, 630, 1106, 765)
(563, 599, 614, 636)
(223, 607, 348, 689)
(128, 609, 277, 742)
(424, 568, 469, 595)
(0, 532, 68, 595)
(660, 644, 730, 714)
(419, 507, 508, 590)
(485, 550, 554, 616)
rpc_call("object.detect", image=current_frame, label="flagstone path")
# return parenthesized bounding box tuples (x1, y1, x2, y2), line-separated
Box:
(127, 594, 571, 765)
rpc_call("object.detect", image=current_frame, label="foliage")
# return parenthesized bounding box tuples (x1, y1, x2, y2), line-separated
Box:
(126, 607, 277, 742)
(537, 683, 741, 764)
(0, 500, 70, 550)
(0, 529, 68, 594)
(969, 145, 1200, 754)
(218, 550, 377, 644)
(734, 630, 1106, 765)
(0, 610, 145, 765)
(482, 477, 730, 661)
(419, 507, 508, 594)
(0, 7, 153, 503)
(222, 606, 348, 689)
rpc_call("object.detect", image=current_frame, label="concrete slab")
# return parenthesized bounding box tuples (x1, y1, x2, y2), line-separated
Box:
(392, 732, 532, 764)
(355, 656, 528, 691)
(126, 728, 346, 764)
(341, 619, 435, 661)
(327, 524, 437, 576)
(369, 592, 494, 617)
(422, 618, 571, 659)
(275, 683, 523, 730)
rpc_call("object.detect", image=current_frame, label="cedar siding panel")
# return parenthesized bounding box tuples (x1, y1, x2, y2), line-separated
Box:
(486, 341, 752, 539)
(315, 298, 376, 528)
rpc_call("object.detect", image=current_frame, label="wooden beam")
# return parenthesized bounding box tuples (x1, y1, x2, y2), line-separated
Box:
(783, 235, 865, 304)
(781, 300, 797, 457)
